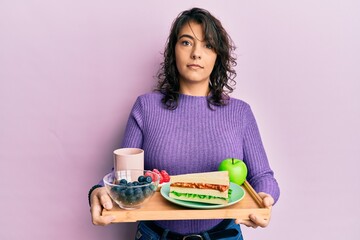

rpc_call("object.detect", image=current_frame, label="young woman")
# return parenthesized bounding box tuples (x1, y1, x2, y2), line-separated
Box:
(89, 8, 280, 239)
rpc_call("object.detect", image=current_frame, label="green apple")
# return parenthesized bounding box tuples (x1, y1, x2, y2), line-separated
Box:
(218, 158, 248, 185)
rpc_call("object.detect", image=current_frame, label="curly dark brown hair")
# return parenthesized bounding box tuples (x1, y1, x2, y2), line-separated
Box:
(156, 7, 237, 110)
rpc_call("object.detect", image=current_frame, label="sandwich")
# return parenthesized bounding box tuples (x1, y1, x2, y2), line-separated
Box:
(169, 171, 230, 205)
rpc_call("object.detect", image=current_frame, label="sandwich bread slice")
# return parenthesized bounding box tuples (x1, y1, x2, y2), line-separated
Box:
(169, 171, 230, 204)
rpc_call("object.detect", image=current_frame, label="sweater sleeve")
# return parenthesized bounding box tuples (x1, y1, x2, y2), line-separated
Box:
(242, 105, 280, 204)
(120, 97, 144, 149)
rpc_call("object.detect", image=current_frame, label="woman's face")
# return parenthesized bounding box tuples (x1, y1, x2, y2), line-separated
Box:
(175, 21, 217, 87)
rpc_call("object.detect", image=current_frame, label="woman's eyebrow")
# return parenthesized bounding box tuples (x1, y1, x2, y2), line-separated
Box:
(178, 34, 194, 40)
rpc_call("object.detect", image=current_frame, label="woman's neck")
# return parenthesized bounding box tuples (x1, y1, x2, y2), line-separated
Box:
(179, 81, 210, 96)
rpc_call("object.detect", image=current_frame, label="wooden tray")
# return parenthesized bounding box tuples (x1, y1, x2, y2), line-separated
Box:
(102, 181, 270, 222)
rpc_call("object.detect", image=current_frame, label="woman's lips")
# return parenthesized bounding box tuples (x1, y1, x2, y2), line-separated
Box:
(187, 64, 204, 69)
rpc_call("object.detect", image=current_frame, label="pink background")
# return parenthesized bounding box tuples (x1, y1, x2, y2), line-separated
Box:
(1, 0, 359, 239)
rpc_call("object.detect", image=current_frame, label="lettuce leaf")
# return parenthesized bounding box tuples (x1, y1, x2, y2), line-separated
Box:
(170, 189, 232, 201)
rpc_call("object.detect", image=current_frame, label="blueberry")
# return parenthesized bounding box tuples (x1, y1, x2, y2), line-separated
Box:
(143, 186, 152, 197)
(126, 195, 137, 204)
(135, 190, 144, 199)
(145, 176, 152, 183)
(119, 179, 127, 185)
(120, 189, 127, 198)
(125, 188, 134, 196)
(132, 181, 139, 186)
(110, 186, 121, 194)
(138, 176, 146, 182)
(134, 188, 142, 195)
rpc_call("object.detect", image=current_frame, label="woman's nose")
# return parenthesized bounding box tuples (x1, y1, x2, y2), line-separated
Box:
(191, 45, 202, 59)
(191, 52, 201, 60)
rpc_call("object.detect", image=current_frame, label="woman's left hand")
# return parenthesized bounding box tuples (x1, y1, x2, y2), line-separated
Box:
(235, 192, 274, 228)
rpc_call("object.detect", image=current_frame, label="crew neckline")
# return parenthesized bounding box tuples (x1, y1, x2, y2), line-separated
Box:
(179, 93, 210, 99)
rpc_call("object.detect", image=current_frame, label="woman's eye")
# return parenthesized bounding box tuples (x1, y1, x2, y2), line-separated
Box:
(205, 43, 213, 49)
(181, 40, 191, 46)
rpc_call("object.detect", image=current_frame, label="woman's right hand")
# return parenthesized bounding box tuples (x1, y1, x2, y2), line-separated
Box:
(90, 187, 116, 225)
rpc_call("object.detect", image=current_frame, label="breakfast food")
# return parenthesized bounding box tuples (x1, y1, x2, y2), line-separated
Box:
(145, 169, 171, 191)
(169, 171, 230, 204)
(149, 169, 171, 184)
(110, 173, 157, 205)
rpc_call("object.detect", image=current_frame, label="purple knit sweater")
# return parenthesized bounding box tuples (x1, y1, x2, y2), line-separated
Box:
(120, 92, 280, 234)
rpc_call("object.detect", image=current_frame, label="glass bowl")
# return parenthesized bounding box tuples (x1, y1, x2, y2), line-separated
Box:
(103, 169, 160, 210)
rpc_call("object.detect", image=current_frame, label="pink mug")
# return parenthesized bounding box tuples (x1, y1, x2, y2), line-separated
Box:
(113, 148, 144, 181)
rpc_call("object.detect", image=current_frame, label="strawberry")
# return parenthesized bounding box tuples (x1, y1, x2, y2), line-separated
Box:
(160, 170, 170, 182)
(152, 169, 163, 183)
(144, 171, 155, 181)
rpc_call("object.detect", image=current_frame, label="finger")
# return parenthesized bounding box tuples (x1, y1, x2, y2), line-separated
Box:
(249, 214, 269, 228)
(235, 219, 258, 228)
(99, 192, 113, 210)
(91, 204, 102, 222)
(92, 213, 116, 226)
(90, 191, 115, 226)
(90, 194, 102, 217)
(258, 192, 274, 208)
(90, 197, 104, 223)
(91, 203, 116, 225)
(91, 187, 113, 210)
(99, 215, 116, 225)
